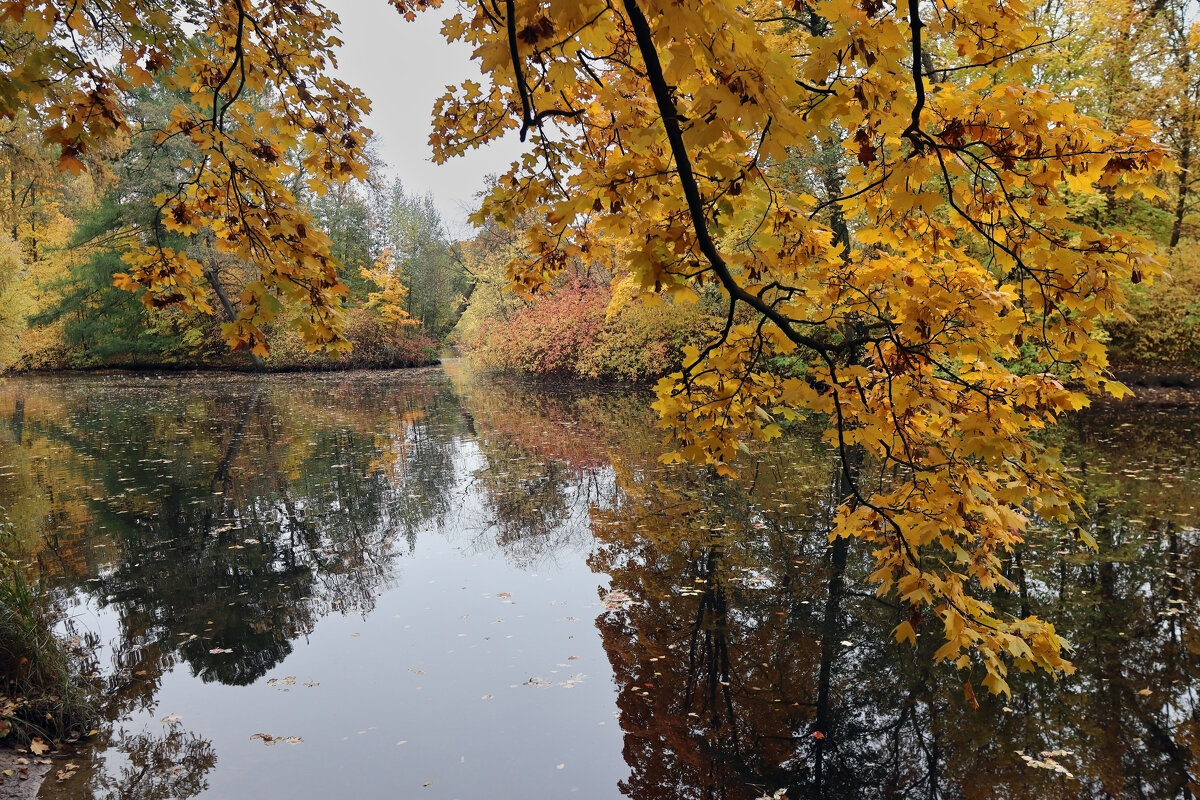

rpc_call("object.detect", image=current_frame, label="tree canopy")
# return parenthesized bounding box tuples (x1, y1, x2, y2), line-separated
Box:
(0, 0, 1172, 693)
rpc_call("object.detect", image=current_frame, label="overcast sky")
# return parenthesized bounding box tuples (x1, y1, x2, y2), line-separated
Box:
(322, 1, 524, 237)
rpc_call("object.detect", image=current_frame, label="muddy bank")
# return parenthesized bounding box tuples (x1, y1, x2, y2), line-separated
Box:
(0, 749, 50, 800)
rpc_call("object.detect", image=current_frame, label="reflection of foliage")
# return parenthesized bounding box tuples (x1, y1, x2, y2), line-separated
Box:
(4, 369, 1200, 798)
(451, 367, 649, 565)
(0, 371, 466, 689)
(61, 724, 217, 800)
(105, 727, 216, 800)
(591, 404, 1200, 799)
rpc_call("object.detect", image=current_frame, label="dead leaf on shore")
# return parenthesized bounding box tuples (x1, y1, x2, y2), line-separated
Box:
(29, 738, 50, 756)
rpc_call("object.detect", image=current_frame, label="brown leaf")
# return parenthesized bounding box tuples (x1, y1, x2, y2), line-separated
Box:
(964, 680, 980, 710)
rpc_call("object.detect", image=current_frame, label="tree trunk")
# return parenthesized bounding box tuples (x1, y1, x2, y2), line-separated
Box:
(1170, 138, 1191, 248)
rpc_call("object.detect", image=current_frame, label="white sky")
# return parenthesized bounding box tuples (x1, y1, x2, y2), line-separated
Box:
(323, 1, 524, 238)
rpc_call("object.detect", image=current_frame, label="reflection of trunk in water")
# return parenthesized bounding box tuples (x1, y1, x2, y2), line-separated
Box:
(207, 389, 261, 500)
(683, 546, 737, 742)
(10, 395, 23, 441)
(811, 534, 848, 798)
(810, 447, 858, 800)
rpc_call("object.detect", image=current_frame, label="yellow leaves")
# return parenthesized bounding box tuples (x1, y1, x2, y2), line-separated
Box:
(892, 620, 918, 646)
(981, 671, 1011, 698)
(361, 249, 419, 328)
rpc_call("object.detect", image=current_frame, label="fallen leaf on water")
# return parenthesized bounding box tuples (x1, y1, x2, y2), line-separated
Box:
(1138, 688, 1153, 696)
(161, 715, 182, 724)
(250, 733, 303, 746)
(208, 648, 233, 654)
(601, 590, 632, 610)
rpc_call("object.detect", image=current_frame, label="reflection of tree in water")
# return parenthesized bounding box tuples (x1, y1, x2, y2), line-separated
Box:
(459, 376, 630, 566)
(1, 372, 464, 689)
(6, 373, 1200, 800)
(59, 723, 218, 800)
(592, 407, 1200, 799)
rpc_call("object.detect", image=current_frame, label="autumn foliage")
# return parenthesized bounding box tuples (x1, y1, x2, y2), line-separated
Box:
(0, 0, 1182, 695)
(461, 272, 719, 382)
(418, 0, 1169, 694)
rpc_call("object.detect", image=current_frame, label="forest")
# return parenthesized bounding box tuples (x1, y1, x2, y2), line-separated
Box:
(0, 1, 1193, 382)
(0, 0, 1198, 725)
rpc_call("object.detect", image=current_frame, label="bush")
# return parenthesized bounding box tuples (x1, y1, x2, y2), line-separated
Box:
(470, 278, 608, 377)
(1105, 247, 1200, 375)
(463, 276, 721, 383)
(264, 309, 439, 370)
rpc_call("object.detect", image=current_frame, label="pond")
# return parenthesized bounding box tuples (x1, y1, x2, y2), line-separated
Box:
(0, 364, 1197, 799)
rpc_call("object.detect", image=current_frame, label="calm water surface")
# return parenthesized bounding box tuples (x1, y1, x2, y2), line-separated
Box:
(0, 365, 1197, 799)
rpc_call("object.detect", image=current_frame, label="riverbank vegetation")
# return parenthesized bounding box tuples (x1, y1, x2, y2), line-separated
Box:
(0, 554, 94, 746)
(0, 86, 460, 372)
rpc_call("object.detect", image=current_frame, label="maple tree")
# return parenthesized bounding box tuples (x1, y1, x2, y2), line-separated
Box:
(410, 0, 1169, 694)
(1, 0, 373, 356)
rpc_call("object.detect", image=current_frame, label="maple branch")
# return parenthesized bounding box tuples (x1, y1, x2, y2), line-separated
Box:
(902, 0, 930, 152)
(503, 0, 583, 141)
(505, 0, 535, 142)
(621, 0, 841, 358)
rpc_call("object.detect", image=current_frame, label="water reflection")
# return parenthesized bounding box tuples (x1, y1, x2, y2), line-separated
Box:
(583, 399, 1200, 799)
(0, 370, 1197, 799)
(4, 373, 467, 692)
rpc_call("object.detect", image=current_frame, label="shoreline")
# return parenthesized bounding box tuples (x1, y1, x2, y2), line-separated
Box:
(0, 748, 50, 800)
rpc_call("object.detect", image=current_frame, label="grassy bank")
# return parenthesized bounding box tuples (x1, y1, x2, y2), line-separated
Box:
(0, 556, 94, 746)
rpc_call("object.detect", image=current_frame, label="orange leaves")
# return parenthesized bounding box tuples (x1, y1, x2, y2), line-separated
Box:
(387, 0, 442, 22)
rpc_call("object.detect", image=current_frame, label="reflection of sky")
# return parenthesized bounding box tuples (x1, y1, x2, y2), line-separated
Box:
(68, 446, 625, 799)
(322, 1, 525, 237)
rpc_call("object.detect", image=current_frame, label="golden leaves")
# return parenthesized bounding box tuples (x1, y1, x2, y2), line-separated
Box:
(1, 0, 378, 356)
(434, 0, 1167, 691)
